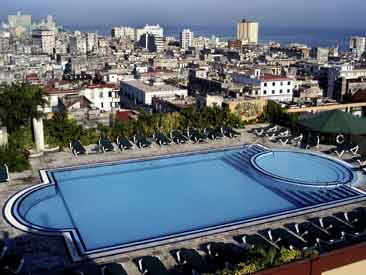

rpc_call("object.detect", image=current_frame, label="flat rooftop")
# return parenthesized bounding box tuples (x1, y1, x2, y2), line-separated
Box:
(122, 80, 185, 93)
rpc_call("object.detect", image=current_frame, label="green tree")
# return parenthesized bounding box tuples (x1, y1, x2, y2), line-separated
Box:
(45, 111, 84, 148)
(0, 144, 30, 172)
(0, 84, 47, 133)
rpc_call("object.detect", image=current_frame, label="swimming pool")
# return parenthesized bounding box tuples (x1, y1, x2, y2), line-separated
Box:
(4, 145, 366, 261)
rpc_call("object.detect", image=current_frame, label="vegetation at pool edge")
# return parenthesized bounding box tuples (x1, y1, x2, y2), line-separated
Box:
(208, 246, 319, 275)
(1, 84, 263, 172)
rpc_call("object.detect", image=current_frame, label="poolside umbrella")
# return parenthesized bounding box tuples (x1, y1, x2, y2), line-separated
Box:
(297, 109, 366, 135)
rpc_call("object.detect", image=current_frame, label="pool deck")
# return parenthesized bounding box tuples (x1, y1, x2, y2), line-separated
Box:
(2, 125, 366, 274)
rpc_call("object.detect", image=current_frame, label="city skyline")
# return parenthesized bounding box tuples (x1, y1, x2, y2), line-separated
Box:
(0, 0, 366, 28)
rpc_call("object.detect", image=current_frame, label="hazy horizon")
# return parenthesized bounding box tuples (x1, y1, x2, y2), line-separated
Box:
(0, 0, 365, 29)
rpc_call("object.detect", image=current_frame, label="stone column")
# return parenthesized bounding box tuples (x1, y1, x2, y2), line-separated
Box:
(32, 117, 45, 153)
(0, 127, 8, 146)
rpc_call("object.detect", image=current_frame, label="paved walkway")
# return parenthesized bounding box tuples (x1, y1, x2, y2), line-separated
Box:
(1, 125, 366, 274)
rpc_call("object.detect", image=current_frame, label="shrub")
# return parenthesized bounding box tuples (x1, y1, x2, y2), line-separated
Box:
(0, 145, 30, 172)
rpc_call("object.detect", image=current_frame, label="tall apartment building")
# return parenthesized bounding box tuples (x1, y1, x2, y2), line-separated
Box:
(70, 33, 87, 55)
(111, 26, 135, 40)
(236, 19, 259, 45)
(139, 33, 164, 52)
(135, 24, 164, 41)
(32, 29, 55, 54)
(350, 36, 366, 58)
(180, 29, 194, 50)
(8, 12, 32, 30)
(311, 47, 329, 64)
(86, 33, 98, 53)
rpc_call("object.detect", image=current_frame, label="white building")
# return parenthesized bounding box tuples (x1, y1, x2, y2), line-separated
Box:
(136, 24, 164, 41)
(121, 79, 188, 105)
(111, 26, 136, 40)
(8, 12, 32, 30)
(237, 19, 259, 45)
(327, 63, 366, 99)
(32, 29, 55, 54)
(86, 33, 98, 53)
(70, 34, 87, 55)
(350, 36, 366, 58)
(180, 29, 194, 50)
(80, 84, 120, 112)
(233, 72, 294, 102)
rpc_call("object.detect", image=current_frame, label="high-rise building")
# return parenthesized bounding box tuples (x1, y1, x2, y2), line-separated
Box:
(70, 33, 87, 55)
(86, 33, 98, 53)
(180, 29, 194, 50)
(350, 36, 366, 58)
(139, 33, 164, 52)
(236, 19, 259, 45)
(8, 12, 32, 30)
(136, 24, 164, 41)
(32, 29, 55, 54)
(311, 47, 329, 64)
(111, 26, 135, 40)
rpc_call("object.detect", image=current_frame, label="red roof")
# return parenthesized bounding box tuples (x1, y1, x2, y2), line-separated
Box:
(116, 111, 132, 122)
(260, 74, 290, 82)
(83, 83, 118, 89)
(44, 88, 80, 95)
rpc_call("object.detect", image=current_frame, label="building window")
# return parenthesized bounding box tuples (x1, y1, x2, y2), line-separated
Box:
(272, 90, 275, 94)
(288, 81, 291, 85)
(110, 102, 113, 107)
(264, 83, 267, 87)
(272, 82, 276, 86)
(280, 82, 283, 86)
(287, 89, 291, 93)
(255, 91, 258, 95)
(99, 92, 103, 98)
(101, 102, 104, 108)
(263, 90, 267, 95)
(280, 89, 283, 94)
(109, 91, 113, 97)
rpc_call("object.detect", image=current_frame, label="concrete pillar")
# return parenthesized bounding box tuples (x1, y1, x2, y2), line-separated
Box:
(32, 117, 45, 153)
(0, 127, 8, 146)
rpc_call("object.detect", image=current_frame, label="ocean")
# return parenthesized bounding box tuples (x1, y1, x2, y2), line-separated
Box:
(64, 25, 366, 51)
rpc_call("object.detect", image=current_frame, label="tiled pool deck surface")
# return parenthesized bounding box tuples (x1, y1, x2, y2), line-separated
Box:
(2, 125, 366, 274)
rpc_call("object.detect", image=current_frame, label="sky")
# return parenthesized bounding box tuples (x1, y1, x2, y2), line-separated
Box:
(0, 0, 365, 29)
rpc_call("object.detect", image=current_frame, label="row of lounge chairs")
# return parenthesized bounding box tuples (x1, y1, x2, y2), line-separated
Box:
(69, 126, 241, 156)
(0, 240, 24, 274)
(252, 125, 363, 162)
(0, 164, 10, 183)
(61, 207, 366, 275)
(252, 125, 306, 147)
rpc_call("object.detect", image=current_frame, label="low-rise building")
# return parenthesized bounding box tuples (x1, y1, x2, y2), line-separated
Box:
(232, 72, 294, 102)
(121, 79, 188, 106)
(80, 84, 120, 112)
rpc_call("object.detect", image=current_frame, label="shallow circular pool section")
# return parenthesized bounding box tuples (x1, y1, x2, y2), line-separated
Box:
(252, 151, 353, 186)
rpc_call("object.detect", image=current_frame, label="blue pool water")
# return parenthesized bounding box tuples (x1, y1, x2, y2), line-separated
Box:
(12, 146, 363, 255)
(253, 151, 353, 186)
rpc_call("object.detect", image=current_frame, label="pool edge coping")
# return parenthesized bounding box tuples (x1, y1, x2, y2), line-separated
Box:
(3, 144, 366, 262)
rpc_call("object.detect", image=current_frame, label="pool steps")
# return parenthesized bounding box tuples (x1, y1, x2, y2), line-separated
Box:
(223, 145, 363, 208)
